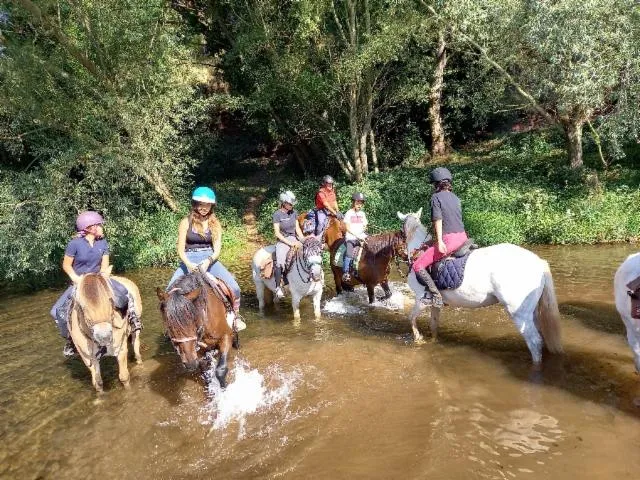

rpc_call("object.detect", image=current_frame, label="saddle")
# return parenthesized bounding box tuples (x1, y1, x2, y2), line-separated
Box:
(201, 273, 246, 331)
(626, 275, 640, 319)
(258, 245, 299, 280)
(333, 239, 364, 279)
(427, 239, 479, 290)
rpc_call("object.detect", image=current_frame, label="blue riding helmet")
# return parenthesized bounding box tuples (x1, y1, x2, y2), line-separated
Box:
(192, 186, 216, 204)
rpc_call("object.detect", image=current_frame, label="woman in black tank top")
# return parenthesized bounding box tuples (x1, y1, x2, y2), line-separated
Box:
(167, 187, 241, 312)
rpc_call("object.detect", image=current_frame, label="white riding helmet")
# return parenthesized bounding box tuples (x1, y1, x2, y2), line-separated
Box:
(279, 190, 297, 205)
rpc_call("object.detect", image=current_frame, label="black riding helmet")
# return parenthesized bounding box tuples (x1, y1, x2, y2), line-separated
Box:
(351, 192, 365, 202)
(322, 175, 335, 185)
(429, 167, 453, 184)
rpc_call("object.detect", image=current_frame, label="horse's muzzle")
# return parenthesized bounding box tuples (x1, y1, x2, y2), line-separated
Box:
(310, 264, 323, 282)
(92, 323, 113, 347)
(184, 359, 199, 372)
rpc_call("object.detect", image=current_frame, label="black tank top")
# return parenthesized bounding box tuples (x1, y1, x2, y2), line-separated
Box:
(185, 218, 213, 250)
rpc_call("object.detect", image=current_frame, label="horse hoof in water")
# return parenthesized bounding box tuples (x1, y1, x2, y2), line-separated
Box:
(413, 336, 426, 346)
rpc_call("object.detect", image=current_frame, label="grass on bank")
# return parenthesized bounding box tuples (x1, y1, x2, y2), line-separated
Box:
(257, 131, 640, 246)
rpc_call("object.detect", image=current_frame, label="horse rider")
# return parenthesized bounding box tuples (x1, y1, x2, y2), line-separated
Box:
(412, 167, 468, 307)
(50, 211, 141, 357)
(314, 175, 343, 235)
(342, 192, 368, 282)
(272, 190, 305, 299)
(167, 186, 241, 313)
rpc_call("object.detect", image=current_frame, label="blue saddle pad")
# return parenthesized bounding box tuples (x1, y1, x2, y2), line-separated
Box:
(432, 254, 470, 290)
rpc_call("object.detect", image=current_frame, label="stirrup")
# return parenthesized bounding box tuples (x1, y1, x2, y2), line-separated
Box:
(275, 287, 285, 300)
(342, 272, 351, 283)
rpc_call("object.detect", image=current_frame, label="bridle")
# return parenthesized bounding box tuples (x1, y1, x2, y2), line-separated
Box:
(164, 288, 208, 353)
(295, 240, 323, 284)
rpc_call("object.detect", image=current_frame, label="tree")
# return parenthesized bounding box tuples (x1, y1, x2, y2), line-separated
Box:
(423, 0, 640, 168)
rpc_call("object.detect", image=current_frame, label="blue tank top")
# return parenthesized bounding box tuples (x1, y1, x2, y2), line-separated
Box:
(185, 218, 213, 251)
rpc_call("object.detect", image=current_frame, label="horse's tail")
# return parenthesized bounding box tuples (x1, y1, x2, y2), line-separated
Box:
(535, 262, 563, 354)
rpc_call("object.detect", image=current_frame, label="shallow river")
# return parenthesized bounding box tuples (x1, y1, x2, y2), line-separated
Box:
(1, 244, 640, 479)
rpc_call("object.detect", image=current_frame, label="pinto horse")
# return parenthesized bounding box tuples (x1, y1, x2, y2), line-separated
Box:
(398, 209, 563, 366)
(156, 272, 234, 387)
(69, 272, 142, 393)
(330, 230, 406, 303)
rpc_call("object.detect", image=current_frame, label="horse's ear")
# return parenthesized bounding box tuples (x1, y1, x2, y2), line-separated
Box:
(156, 287, 168, 302)
(416, 207, 423, 220)
(397, 211, 407, 221)
(185, 288, 201, 302)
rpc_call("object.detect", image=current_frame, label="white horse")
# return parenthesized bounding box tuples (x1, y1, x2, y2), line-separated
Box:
(252, 237, 324, 320)
(614, 253, 640, 375)
(397, 209, 563, 365)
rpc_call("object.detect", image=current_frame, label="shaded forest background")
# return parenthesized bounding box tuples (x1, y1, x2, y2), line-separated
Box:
(2, 0, 640, 285)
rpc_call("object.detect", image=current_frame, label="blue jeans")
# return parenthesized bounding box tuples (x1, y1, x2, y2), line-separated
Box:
(167, 249, 241, 302)
(50, 279, 129, 338)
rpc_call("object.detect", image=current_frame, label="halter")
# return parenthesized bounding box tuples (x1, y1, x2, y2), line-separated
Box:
(295, 240, 324, 284)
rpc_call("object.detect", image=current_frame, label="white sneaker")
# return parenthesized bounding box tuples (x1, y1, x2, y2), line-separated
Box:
(275, 287, 285, 300)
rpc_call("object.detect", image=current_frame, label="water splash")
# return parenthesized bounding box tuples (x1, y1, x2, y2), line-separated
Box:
(201, 356, 302, 434)
(323, 281, 410, 314)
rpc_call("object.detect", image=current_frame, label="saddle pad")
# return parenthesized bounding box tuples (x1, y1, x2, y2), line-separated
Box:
(334, 242, 346, 265)
(433, 254, 469, 290)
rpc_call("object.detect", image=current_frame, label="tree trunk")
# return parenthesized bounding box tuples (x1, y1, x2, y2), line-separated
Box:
(429, 31, 447, 158)
(349, 83, 363, 182)
(561, 117, 585, 169)
(369, 129, 379, 173)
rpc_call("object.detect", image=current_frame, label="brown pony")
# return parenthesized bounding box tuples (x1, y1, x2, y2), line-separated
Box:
(156, 272, 234, 387)
(69, 272, 142, 393)
(330, 230, 406, 303)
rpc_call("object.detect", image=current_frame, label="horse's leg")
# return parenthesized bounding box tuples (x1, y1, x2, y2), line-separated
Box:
(255, 278, 266, 314)
(366, 284, 375, 304)
(215, 336, 231, 388)
(380, 281, 392, 300)
(624, 324, 640, 374)
(332, 266, 343, 295)
(117, 339, 131, 388)
(291, 289, 302, 322)
(409, 301, 426, 344)
(131, 329, 142, 364)
(512, 308, 544, 366)
(312, 287, 322, 320)
(430, 306, 441, 341)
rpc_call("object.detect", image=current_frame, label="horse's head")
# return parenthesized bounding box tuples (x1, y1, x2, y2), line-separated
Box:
(156, 286, 203, 372)
(397, 208, 431, 245)
(75, 273, 117, 347)
(302, 236, 324, 282)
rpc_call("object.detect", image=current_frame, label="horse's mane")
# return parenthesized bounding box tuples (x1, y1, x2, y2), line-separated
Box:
(364, 231, 404, 256)
(76, 274, 114, 324)
(302, 236, 323, 255)
(164, 272, 207, 338)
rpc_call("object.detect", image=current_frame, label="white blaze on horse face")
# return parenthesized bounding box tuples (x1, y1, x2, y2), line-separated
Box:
(310, 264, 323, 282)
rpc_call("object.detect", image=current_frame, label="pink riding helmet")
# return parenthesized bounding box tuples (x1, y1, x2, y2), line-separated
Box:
(76, 211, 105, 232)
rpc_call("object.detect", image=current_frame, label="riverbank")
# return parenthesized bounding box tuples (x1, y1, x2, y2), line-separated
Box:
(258, 132, 640, 246)
(3, 131, 640, 289)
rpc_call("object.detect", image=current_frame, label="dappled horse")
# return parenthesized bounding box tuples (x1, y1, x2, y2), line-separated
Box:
(157, 272, 236, 387)
(69, 272, 142, 393)
(252, 236, 324, 320)
(398, 209, 563, 366)
(614, 253, 640, 375)
(330, 230, 407, 304)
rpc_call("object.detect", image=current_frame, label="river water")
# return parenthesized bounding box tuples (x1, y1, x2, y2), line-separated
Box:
(1, 244, 640, 479)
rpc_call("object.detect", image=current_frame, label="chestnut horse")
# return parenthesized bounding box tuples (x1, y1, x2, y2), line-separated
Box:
(69, 272, 142, 393)
(156, 272, 235, 387)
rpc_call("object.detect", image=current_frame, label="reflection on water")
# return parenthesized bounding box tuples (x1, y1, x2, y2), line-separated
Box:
(1, 244, 640, 479)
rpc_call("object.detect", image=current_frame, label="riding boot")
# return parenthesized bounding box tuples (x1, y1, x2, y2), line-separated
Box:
(126, 292, 143, 331)
(274, 266, 285, 299)
(414, 268, 444, 308)
(342, 257, 352, 283)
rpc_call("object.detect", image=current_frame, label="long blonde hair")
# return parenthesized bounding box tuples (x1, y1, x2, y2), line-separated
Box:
(189, 204, 221, 240)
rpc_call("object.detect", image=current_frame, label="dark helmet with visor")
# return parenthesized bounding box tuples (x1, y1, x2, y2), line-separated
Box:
(429, 167, 453, 184)
(351, 192, 365, 202)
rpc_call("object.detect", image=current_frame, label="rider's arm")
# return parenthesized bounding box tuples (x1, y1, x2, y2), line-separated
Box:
(274, 223, 296, 247)
(177, 218, 197, 270)
(433, 219, 446, 253)
(209, 227, 223, 263)
(295, 220, 304, 240)
(100, 254, 110, 273)
(62, 255, 81, 284)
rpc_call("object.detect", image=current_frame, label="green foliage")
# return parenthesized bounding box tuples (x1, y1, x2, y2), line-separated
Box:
(258, 131, 640, 245)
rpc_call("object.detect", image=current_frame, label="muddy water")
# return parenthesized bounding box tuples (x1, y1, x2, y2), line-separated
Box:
(2, 245, 640, 479)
